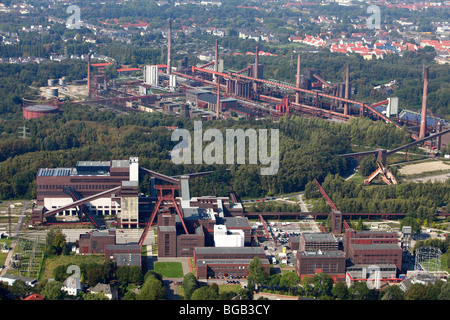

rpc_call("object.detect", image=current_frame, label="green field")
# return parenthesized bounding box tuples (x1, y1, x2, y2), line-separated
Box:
(40, 254, 105, 281)
(154, 261, 184, 278)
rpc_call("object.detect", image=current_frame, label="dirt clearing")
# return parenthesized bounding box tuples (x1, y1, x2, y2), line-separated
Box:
(398, 160, 450, 175)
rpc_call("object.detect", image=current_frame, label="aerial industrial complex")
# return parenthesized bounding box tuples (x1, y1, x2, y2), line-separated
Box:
(22, 19, 450, 291)
(30, 154, 449, 287)
(25, 20, 449, 151)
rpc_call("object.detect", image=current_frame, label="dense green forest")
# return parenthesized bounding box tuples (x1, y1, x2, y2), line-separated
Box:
(305, 174, 450, 223)
(0, 97, 417, 201)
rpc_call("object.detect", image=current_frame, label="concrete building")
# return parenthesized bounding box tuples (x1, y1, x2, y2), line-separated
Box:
(144, 65, 159, 86)
(345, 264, 398, 289)
(213, 224, 244, 247)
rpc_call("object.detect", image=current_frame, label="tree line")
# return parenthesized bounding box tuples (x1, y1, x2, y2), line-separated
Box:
(305, 173, 450, 223)
(0, 96, 424, 201)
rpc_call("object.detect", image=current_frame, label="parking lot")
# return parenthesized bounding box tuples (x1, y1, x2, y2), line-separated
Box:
(251, 218, 321, 270)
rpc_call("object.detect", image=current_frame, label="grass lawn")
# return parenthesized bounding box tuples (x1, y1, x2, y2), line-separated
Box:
(40, 254, 105, 281)
(154, 261, 184, 278)
(218, 284, 241, 294)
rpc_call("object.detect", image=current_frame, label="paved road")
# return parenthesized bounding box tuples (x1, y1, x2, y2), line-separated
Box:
(241, 192, 304, 204)
(10, 201, 29, 237)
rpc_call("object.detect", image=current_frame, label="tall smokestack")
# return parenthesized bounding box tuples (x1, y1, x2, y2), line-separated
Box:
(254, 46, 259, 79)
(344, 64, 349, 116)
(295, 54, 301, 104)
(214, 39, 218, 83)
(253, 46, 259, 93)
(419, 66, 428, 139)
(87, 53, 91, 98)
(437, 121, 443, 152)
(167, 19, 172, 75)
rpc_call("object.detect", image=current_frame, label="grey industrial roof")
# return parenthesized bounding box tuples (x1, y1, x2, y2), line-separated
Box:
(111, 160, 130, 168)
(302, 233, 336, 242)
(228, 105, 259, 115)
(77, 161, 110, 167)
(224, 216, 250, 228)
(198, 258, 270, 266)
(25, 104, 57, 112)
(92, 230, 114, 237)
(194, 246, 264, 254)
(114, 253, 141, 267)
(105, 244, 141, 251)
(187, 88, 211, 95)
(198, 93, 221, 104)
(352, 243, 401, 250)
(298, 250, 344, 258)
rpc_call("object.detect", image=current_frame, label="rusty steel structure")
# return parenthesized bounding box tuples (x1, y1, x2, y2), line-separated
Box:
(188, 62, 410, 127)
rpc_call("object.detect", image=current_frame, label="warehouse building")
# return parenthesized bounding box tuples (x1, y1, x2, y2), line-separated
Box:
(299, 233, 339, 252)
(32, 157, 140, 228)
(194, 247, 270, 279)
(296, 250, 346, 282)
(343, 227, 402, 270)
(78, 229, 116, 254)
(105, 244, 142, 267)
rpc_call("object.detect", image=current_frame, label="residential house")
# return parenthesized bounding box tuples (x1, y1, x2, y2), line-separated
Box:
(89, 283, 118, 300)
(61, 276, 83, 296)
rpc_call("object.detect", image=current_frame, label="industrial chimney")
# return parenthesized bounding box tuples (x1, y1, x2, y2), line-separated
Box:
(295, 54, 301, 104)
(87, 53, 91, 98)
(167, 19, 172, 75)
(253, 46, 259, 93)
(419, 66, 428, 139)
(344, 64, 349, 116)
(214, 39, 219, 83)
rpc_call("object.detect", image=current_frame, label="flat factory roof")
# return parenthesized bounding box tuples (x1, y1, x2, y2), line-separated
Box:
(194, 246, 265, 255)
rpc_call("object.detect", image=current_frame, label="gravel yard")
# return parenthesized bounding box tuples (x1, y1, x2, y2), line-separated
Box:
(398, 160, 450, 176)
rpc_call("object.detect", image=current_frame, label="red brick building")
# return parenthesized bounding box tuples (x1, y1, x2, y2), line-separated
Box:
(296, 250, 346, 281)
(196, 259, 270, 279)
(194, 247, 270, 279)
(194, 247, 269, 279)
(157, 212, 205, 258)
(104, 244, 142, 268)
(78, 229, 116, 254)
(299, 233, 338, 252)
(343, 227, 402, 270)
